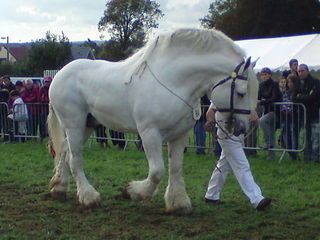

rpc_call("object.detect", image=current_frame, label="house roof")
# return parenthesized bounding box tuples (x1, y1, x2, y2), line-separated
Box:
(71, 45, 95, 60)
(8, 46, 28, 61)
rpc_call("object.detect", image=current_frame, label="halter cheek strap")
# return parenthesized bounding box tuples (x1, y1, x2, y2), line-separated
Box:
(211, 57, 252, 133)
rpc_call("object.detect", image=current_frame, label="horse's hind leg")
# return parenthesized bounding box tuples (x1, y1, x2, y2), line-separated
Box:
(165, 132, 192, 213)
(124, 129, 164, 201)
(49, 138, 70, 201)
(50, 127, 94, 202)
(66, 127, 101, 207)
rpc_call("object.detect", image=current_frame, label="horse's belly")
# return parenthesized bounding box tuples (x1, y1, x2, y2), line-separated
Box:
(90, 110, 137, 133)
(160, 116, 195, 142)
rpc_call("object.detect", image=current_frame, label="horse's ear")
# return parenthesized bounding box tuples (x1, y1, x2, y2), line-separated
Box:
(243, 57, 251, 71)
(251, 57, 260, 68)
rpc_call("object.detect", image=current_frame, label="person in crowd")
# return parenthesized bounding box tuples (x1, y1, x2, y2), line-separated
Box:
(278, 75, 301, 160)
(110, 130, 126, 150)
(39, 77, 52, 140)
(0, 75, 15, 93)
(204, 104, 271, 211)
(15, 80, 24, 93)
(135, 134, 144, 151)
(282, 59, 299, 78)
(194, 95, 210, 155)
(258, 67, 282, 160)
(6, 90, 28, 143)
(0, 89, 9, 140)
(20, 79, 40, 138)
(293, 64, 320, 162)
(244, 108, 259, 157)
(95, 125, 109, 148)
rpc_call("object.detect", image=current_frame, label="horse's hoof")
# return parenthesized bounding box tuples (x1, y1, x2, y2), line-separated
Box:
(83, 200, 101, 209)
(121, 185, 131, 199)
(166, 206, 193, 215)
(50, 191, 67, 202)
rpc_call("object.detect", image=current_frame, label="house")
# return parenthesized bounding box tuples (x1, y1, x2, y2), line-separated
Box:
(71, 45, 95, 60)
(0, 45, 28, 63)
(43, 45, 96, 78)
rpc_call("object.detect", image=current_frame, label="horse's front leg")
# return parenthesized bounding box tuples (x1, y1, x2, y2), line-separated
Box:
(123, 129, 164, 201)
(66, 128, 101, 207)
(165, 132, 192, 214)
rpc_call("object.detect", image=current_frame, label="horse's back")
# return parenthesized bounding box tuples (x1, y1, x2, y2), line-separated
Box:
(49, 59, 136, 130)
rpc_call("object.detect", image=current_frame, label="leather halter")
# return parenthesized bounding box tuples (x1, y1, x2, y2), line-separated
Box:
(211, 57, 252, 115)
(211, 57, 252, 134)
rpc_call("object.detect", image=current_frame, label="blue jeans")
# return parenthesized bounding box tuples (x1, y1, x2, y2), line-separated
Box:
(194, 119, 206, 154)
(280, 120, 299, 160)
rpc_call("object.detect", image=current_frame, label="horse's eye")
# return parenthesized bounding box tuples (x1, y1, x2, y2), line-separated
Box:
(237, 92, 245, 98)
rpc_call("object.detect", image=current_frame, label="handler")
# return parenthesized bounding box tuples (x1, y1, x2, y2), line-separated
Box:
(204, 104, 271, 211)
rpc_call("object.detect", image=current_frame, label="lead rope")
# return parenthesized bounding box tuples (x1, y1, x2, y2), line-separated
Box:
(144, 61, 194, 110)
(214, 119, 257, 143)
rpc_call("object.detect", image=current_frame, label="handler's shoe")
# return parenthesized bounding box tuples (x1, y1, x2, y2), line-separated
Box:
(256, 198, 272, 211)
(205, 198, 221, 204)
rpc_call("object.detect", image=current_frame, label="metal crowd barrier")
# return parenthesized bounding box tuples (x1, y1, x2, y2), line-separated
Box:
(0, 102, 309, 161)
(0, 102, 9, 138)
(244, 102, 306, 162)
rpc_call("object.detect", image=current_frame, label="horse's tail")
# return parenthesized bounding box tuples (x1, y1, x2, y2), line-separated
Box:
(47, 104, 65, 169)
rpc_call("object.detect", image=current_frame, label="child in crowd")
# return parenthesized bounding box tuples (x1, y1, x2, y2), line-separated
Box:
(278, 74, 300, 160)
(6, 90, 28, 143)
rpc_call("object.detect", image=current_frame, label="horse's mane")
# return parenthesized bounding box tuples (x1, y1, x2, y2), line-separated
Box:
(125, 28, 246, 67)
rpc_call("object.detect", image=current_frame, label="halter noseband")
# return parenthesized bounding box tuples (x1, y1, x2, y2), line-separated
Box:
(211, 57, 252, 134)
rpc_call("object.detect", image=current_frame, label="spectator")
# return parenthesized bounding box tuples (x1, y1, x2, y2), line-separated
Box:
(0, 75, 15, 93)
(110, 130, 126, 150)
(6, 90, 28, 143)
(278, 75, 301, 160)
(293, 64, 320, 162)
(282, 59, 299, 78)
(0, 89, 9, 139)
(244, 107, 259, 157)
(194, 95, 210, 155)
(258, 67, 282, 160)
(21, 79, 40, 138)
(95, 125, 109, 148)
(15, 80, 24, 93)
(39, 77, 52, 140)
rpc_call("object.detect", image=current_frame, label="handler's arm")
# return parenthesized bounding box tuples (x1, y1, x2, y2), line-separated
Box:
(204, 106, 216, 132)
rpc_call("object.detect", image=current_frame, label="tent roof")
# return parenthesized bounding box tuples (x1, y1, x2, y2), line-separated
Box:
(235, 34, 320, 72)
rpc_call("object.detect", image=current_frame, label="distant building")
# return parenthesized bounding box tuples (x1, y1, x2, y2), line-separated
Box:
(71, 45, 95, 60)
(0, 45, 27, 63)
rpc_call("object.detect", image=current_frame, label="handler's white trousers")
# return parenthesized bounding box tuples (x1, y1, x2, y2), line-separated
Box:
(205, 128, 264, 207)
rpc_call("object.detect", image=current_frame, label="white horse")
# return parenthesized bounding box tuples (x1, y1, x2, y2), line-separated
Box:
(47, 28, 258, 213)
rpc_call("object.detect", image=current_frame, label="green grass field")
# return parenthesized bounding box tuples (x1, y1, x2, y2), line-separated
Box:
(0, 140, 320, 239)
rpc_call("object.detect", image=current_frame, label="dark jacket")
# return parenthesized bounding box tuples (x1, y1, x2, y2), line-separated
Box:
(0, 82, 15, 93)
(282, 69, 298, 78)
(200, 95, 210, 121)
(258, 78, 282, 114)
(292, 74, 320, 122)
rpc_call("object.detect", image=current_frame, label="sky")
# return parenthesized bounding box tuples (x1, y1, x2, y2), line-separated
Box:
(0, 0, 213, 43)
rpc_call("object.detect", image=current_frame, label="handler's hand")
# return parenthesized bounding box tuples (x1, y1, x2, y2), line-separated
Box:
(204, 108, 216, 132)
(204, 120, 215, 132)
(249, 110, 259, 127)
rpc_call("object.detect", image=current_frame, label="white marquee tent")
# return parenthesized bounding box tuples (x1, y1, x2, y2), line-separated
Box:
(235, 34, 320, 72)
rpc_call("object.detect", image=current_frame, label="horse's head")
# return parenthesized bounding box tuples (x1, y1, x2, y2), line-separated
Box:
(209, 57, 259, 136)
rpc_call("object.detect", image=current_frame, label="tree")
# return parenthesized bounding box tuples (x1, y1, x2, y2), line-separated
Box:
(200, 0, 320, 40)
(97, 40, 127, 61)
(27, 31, 72, 75)
(98, 0, 163, 59)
